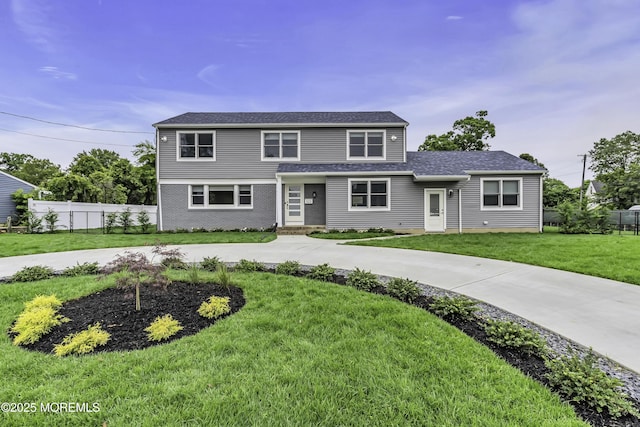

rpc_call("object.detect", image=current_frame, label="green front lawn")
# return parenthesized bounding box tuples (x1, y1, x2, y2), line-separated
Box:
(0, 272, 584, 426)
(349, 229, 640, 285)
(0, 231, 276, 258)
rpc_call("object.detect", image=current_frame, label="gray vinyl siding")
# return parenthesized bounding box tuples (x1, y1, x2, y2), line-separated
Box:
(160, 184, 276, 230)
(460, 175, 541, 229)
(158, 127, 405, 180)
(0, 173, 35, 221)
(326, 175, 426, 229)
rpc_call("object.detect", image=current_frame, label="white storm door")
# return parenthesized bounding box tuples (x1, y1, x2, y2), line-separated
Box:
(425, 189, 445, 232)
(285, 184, 304, 225)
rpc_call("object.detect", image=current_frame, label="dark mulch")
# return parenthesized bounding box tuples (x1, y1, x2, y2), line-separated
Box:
(16, 282, 245, 354)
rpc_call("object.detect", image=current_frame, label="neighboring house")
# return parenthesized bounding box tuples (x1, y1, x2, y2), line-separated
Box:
(0, 170, 37, 223)
(586, 180, 605, 208)
(153, 112, 546, 233)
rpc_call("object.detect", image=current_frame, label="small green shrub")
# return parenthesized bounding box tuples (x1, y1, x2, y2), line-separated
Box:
(545, 348, 638, 418)
(54, 323, 111, 356)
(61, 262, 100, 277)
(386, 277, 421, 303)
(11, 265, 54, 282)
(12, 295, 70, 346)
(137, 210, 151, 233)
(306, 263, 335, 281)
(105, 212, 118, 234)
(198, 296, 231, 319)
(200, 256, 223, 272)
(161, 257, 188, 270)
(346, 268, 380, 291)
(234, 259, 265, 272)
(214, 264, 234, 288)
(144, 314, 184, 342)
(43, 208, 59, 233)
(275, 260, 301, 276)
(118, 208, 134, 233)
(484, 319, 547, 356)
(186, 263, 202, 283)
(429, 295, 479, 321)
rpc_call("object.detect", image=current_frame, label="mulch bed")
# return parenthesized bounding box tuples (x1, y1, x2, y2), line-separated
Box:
(16, 282, 245, 354)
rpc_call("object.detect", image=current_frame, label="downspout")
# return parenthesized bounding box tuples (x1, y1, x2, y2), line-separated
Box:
(403, 125, 407, 162)
(458, 187, 462, 234)
(155, 127, 163, 231)
(539, 174, 544, 232)
(275, 174, 283, 228)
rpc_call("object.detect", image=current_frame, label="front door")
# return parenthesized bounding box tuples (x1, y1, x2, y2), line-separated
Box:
(285, 184, 304, 225)
(425, 189, 445, 232)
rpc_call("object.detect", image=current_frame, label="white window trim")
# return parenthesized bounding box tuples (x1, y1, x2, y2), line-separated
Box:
(261, 130, 301, 161)
(346, 129, 387, 160)
(188, 184, 253, 209)
(347, 178, 391, 211)
(176, 131, 216, 161)
(480, 177, 523, 211)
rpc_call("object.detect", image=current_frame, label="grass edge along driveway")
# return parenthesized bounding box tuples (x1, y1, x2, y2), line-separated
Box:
(348, 230, 640, 286)
(0, 231, 276, 258)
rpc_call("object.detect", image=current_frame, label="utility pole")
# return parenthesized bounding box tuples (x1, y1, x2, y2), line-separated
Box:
(578, 154, 587, 208)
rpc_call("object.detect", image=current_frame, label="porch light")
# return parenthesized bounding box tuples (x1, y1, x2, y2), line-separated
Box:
(390, 135, 398, 142)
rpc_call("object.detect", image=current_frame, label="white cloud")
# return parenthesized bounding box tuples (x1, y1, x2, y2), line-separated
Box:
(11, 0, 59, 54)
(446, 15, 463, 21)
(39, 66, 77, 80)
(197, 64, 222, 87)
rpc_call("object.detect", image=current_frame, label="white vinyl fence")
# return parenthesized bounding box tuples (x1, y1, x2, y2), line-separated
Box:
(28, 199, 157, 232)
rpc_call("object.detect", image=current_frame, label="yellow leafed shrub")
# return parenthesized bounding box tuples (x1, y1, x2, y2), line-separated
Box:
(54, 323, 110, 356)
(197, 296, 231, 319)
(12, 294, 70, 346)
(145, 314, 184, 342)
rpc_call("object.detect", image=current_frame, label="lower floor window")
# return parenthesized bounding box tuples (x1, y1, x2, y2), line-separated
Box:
(349, 178, 390, 210)
(482, 179, 521, 208)
(190, 184, 253, 208)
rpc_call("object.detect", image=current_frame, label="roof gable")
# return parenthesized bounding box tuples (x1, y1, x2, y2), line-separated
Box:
(0, 170, 37, 188)
(154, 111, 408, 127)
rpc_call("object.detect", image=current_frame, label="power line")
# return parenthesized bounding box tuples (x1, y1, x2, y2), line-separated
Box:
(0, 111, 154, 134)
(0, 127, 135, 147)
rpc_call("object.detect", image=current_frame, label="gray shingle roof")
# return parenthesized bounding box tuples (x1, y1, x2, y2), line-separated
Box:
(407, 151, 545, 176)
(154, 111, 408, 126)
(278, 151, 545, 177)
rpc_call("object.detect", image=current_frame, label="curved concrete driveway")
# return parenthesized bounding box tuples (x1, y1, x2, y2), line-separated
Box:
(1, 235, 639, 373)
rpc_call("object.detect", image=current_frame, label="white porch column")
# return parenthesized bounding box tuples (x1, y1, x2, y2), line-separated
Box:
(275, 175, 283, 227)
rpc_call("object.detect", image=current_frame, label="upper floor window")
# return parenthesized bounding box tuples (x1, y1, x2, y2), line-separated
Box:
(482, 178, 522, 209)
(347, 130, 386, 159)
(348, 178, 390, 211)
(178, 132, 215, 160)
(261, 131, 300, 161)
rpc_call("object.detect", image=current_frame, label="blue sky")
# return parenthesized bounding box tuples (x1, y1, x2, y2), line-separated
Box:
(1, 0, 639, 186)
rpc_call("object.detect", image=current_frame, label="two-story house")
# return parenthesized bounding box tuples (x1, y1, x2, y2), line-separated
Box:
(153, 111, 545, 233)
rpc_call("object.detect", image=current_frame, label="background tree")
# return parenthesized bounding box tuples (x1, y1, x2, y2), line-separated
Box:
(543, 178, 578, 208)
(46, 174, 99, 202)
(0, 152, 62, 186)
(132, 140, 157, 204)
(418, 110, 495, 151)
(588, 131, 640, 209)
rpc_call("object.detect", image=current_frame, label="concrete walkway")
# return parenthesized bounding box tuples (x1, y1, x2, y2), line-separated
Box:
(1, 235, 639, 373)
